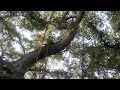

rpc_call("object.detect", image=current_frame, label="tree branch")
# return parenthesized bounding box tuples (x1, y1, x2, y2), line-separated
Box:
(88, 21, 120, 48)
(61, 11, 69, 21)
(8, 11, 85, 77)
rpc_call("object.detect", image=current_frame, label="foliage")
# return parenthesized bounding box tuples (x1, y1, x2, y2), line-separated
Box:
(0, 11, 120, 79)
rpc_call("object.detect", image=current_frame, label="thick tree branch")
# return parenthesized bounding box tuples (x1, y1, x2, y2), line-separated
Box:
(7, 11, 85, 77)
(61, 11, 69, 21)
(0, 56, 15, 78)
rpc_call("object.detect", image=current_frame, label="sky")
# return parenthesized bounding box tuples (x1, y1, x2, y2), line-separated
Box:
(13, 26, 33, 53)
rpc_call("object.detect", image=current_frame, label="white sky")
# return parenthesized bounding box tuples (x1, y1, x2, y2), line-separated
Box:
(13, 26, 33, 52)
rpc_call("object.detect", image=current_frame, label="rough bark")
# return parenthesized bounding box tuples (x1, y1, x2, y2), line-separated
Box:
(0, 11, 85, 79)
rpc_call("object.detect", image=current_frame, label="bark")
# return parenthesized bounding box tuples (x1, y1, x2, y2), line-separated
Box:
(0, 11, 85, 79)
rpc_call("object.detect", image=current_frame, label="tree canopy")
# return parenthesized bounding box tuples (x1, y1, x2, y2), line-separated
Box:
(0, 11, 120, 79)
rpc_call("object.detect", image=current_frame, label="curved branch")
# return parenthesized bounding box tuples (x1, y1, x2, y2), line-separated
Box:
(7, 11, 85, 77)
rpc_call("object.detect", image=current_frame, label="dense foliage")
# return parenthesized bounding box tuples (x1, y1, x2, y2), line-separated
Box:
(0, 11, 120, 79)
